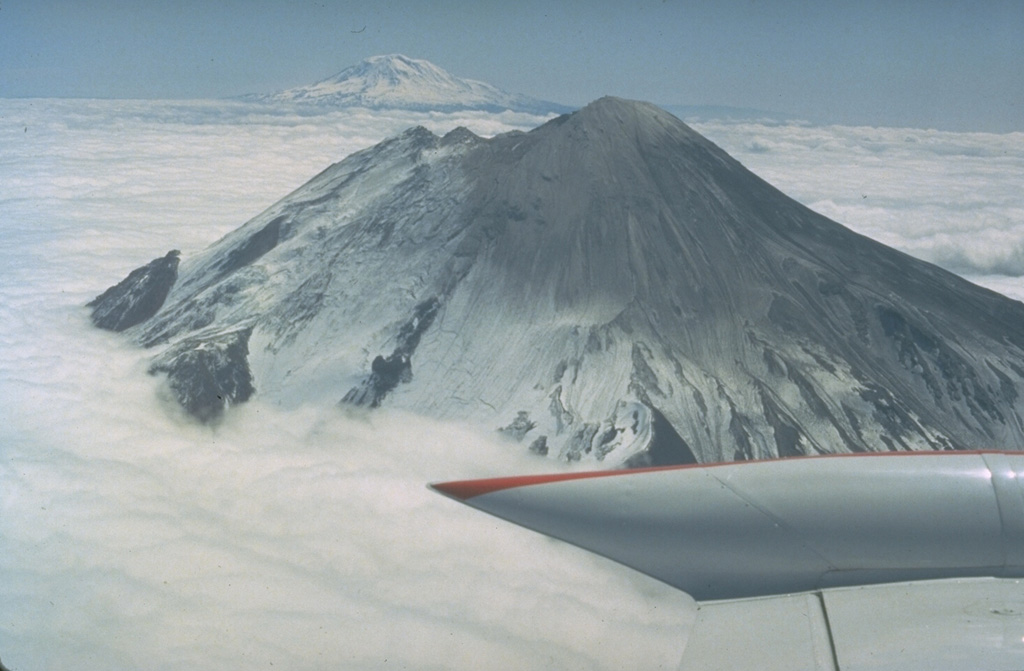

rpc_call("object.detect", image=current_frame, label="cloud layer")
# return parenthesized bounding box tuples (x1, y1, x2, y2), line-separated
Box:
(1, 332, 693, 670)
(2, 98, 1022, 669)
(692, 119, 1024, 297)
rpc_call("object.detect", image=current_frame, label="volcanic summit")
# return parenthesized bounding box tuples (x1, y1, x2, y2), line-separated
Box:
(242, 54, 571, 115)
(91, 98, 1024, 465)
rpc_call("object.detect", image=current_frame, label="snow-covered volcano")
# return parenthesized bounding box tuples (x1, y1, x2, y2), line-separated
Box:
(91, 97, 1024, 465)
(243, 54, 570, 114)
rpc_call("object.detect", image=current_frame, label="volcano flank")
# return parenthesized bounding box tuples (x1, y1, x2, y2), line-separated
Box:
(91, 98, 1024, 465)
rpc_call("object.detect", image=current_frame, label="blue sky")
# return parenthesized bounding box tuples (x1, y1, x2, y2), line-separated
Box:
(1, 0, 1022, 132)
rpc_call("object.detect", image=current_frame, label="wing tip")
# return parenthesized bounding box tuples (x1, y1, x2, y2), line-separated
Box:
(429, 467, 681, 501)
(428, 476, 539, 501)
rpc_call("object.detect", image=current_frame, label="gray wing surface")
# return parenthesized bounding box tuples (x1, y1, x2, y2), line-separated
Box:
(432, 451, 1024, 669)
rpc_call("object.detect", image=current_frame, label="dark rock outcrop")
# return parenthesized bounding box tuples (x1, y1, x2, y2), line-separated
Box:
(88, 250, 179, 331)
(148, 328, 254, 423)
(624, 408, 699, 468)
(342, 298, 440, 407)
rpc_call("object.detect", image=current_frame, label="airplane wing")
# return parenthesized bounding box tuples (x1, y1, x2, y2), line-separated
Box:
(678, 577, 1023, 671)
(431, 451, 1024, 670)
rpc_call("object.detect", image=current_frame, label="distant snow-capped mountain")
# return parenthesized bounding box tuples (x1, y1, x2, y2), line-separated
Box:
(91, 98, 1024, 467)
(242, 54, 572, 114)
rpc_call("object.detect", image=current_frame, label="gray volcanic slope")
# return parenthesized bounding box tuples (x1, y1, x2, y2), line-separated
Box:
(92, 97, 1024, 465)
